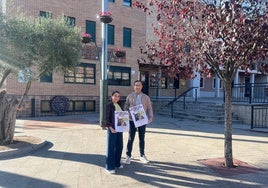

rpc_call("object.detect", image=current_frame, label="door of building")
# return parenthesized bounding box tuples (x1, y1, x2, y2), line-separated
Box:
(140, 71, 149, 95)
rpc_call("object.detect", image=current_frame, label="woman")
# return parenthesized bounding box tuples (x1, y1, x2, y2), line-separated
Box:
(105, 91, 123, 174)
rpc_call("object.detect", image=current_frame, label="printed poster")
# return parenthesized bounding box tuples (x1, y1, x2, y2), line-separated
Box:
(129, 104, 148, 128)
(114, 111, 129, 132)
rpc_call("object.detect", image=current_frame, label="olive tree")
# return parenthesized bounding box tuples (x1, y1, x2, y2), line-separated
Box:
(0, 11, 82, 144)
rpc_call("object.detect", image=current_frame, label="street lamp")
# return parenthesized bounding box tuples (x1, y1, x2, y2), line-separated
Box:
(98, 0, 112, 129)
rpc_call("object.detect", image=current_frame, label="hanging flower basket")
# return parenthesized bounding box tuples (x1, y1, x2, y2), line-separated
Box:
(82, 37, 91, 43)
(51, 96, 70, 116)
(81, 32, 92, 44)
(98, 11, 113, 24)
(114, 49, 126, 58)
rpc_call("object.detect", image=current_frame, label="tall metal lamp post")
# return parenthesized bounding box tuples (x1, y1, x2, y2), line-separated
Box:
(99, 0, 112, 128)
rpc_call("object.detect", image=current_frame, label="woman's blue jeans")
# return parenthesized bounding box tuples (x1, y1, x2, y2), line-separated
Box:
(106, 129, 123, 170)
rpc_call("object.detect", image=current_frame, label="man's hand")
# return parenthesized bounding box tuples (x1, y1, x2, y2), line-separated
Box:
(148, 118, 153, 124)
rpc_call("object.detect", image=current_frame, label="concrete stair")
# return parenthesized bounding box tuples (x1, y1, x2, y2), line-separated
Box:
(156, 99, 242, 124)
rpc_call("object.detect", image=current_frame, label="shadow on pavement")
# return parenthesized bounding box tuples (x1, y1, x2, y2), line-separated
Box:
(31, 142, 106, 167)
(16, 142, 266, 188)
(5, 114, 267, 187)
(0, 170, 64, 188)
(115, 160, 265, 188)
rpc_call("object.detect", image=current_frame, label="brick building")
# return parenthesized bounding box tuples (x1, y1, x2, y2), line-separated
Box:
(2, 0, 148, 117)
(2, 1, 267, 117)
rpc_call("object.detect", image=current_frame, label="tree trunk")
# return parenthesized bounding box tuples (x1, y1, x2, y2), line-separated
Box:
(0, 90, 18, 145)
(0, 80, 31, 145)
(0, 69, 12, 88)
(223, 81, 235, 167)
(0, 90, 8, 141)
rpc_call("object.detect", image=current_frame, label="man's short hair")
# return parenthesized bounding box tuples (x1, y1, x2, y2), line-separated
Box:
(134, 80, 143, 85)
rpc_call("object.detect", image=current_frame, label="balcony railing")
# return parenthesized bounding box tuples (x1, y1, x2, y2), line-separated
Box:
(81, 45, 126, 63)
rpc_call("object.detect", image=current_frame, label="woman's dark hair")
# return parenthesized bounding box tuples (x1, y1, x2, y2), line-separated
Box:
(111, 90, 120, 96)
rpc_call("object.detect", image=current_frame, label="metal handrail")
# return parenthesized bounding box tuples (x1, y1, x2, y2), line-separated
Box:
(163, 87, 198, 118)
(251, 104, 268, 129)
(232, 82, 268, 104)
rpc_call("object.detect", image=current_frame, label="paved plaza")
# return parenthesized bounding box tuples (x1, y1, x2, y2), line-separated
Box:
(0, 113, 268, 188)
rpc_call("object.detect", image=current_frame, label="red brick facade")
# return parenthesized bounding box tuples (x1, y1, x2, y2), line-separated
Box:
(6, 0, 146, 96)
(4, 0, 146, 116)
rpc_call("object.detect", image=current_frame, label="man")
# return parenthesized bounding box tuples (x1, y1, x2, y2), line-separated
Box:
(124, 80, 153, 164)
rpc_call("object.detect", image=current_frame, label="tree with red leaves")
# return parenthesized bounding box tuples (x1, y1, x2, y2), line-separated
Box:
(133, 0, 268, 167)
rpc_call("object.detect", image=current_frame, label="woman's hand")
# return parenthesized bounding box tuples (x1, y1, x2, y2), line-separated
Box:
(109, 127, 116, 133)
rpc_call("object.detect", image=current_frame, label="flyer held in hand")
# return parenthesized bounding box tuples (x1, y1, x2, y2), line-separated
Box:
(115, 111, 130, 132)
(129, 104, 148, 128)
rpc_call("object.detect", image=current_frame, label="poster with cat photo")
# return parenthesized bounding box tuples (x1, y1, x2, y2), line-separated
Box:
(114, 111, 129, 132)
(129, 104, 148, 128)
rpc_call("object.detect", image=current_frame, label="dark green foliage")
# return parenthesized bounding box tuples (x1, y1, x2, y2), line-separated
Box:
(0, 12, 82, 83)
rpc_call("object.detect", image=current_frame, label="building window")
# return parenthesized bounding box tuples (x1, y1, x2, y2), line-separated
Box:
(86, 20, 96, 42)
(68, 100, 95, 112)
(123, 27, 132, 47)
(41, 99, 95, 113)
(150, 72, 167, 88)
(40, 73, 52, 83)
(65, 16, 75, 27)
(123, 0, 132, 7)
(200, 77, 204, 88)
(108, 0, 115, 2)
(213, 77, 222, 89)
(108, 24, 115, 45)
(160, 77, 167, 88)
(64, 63, 95, 84)
(41, 100, 52, 112)
(39, 11, 52, 18)
(108, 66, 131, 86)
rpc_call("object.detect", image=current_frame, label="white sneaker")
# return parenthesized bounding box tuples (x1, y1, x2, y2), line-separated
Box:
(106, 169, 115, 174)
(117, 165, 123, 169)
(140, 155, 149, 163)
(125, 156, 131, 164)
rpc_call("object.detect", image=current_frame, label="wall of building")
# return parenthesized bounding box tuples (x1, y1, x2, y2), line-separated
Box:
(232, 104, 252, 124)
(4, 0, 146, 116)
(6, 0, 146, 96)
(232, 103, 268, 128)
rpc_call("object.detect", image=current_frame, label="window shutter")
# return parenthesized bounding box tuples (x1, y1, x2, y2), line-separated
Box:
(86, 20, 96, 42)
(123, 28, 131, 47)
(108, 24, 115, 45)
